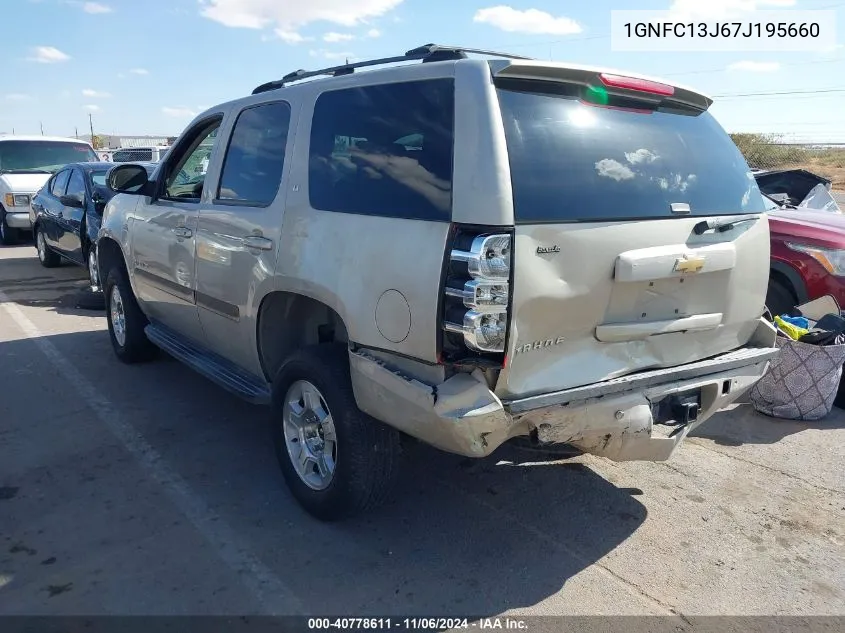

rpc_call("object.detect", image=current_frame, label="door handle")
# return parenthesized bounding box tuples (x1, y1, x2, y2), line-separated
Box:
(242, 235, 274, 251)
(172, 227, 193, 239)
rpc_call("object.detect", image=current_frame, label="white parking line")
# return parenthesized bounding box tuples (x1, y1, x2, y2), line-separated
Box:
(0, 294, 305, 616)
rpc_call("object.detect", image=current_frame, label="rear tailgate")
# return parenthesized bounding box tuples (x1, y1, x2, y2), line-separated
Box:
(490, 67, 770, 399)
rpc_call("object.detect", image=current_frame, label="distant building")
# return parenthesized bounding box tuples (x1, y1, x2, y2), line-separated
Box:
(80, 134, 172, 149)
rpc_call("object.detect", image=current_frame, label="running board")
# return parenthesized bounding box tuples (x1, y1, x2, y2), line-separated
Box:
(144, 322, 272, 405)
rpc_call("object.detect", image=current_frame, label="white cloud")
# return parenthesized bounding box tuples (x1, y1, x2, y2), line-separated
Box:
(309, 49, 357, 61)
(275, 29, 313, 43)
(323, 31, 354, 42)
(200, 0, 403, 30)
(82, 88, 111, 97)
(27, 46, 71, 63)
(367, 28, 381, 38)
(668, 0, 795, 20)
(473, 6, 582, 35)
(129, 68, 149, 75)
(5, 93, 31, 102)
(727, 60, 781, 72)
(82, 2, 112, 13)
(626, 149, 659, 165)
(83, 104, 101, 112)
(162, 106, 198, 118)
(595, 159, 635, 182)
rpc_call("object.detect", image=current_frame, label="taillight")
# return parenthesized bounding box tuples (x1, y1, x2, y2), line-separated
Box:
(442, 229, 512, 356)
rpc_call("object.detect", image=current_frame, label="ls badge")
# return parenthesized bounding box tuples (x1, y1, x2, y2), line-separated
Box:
(673, 255, 706, 274)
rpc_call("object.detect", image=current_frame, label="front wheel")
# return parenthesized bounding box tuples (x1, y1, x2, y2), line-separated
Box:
(104, 266, 157, 363)
(271, 344, 401, 521)
(766, 279, 797, 319)
(86, 243, 101, 292)
(1, 211, 19, 246)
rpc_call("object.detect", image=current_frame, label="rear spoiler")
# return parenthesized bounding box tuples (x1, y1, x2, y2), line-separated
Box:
(488, 59, 713, 112)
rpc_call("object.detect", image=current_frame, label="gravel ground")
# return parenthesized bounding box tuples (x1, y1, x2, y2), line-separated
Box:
(0, 243, 843, 623)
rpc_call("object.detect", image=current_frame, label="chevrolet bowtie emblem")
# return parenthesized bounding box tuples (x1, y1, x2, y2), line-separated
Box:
(674, 255, 706, 274)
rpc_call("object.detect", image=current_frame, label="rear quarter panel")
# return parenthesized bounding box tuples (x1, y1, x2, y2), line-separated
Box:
(270, 66, 463, 364)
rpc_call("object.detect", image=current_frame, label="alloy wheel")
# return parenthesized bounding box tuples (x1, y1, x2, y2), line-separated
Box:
(110, 285, 127, 347)
(88, 249, 100, 291)
(282, 380, 338, 490)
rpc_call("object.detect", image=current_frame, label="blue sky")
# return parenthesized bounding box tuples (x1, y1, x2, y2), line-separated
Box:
(2, 0, 844, 141)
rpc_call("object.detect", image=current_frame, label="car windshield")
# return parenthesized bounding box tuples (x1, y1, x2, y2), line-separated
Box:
(0, 140, 99, 173)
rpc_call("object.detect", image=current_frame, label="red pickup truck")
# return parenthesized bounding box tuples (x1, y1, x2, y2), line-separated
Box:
(757, 169, 845, 316)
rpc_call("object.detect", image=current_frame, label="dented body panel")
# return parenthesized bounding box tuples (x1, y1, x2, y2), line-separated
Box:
(350, 318, 778, 460)
(497, 215, 771, 399)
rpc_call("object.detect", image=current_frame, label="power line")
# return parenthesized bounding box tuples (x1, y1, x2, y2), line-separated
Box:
(713, 87, 845, 97)
(663, 55, 844, 77)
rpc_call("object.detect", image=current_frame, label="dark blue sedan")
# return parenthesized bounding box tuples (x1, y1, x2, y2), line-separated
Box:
(30, 161, 156, 290)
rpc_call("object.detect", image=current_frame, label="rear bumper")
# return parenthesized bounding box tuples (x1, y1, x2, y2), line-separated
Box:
(5, 211, 32, 230)
(350, 338, 778, 461)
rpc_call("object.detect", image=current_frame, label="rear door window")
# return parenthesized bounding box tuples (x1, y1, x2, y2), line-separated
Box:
(217, 101, 291, 206)
(51, 170, 70, 196)
(496, 80, 766, 223)
(308, 78, 455, 221)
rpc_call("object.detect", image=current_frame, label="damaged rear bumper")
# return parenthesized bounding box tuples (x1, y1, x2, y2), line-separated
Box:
(350, 327, 779, 461)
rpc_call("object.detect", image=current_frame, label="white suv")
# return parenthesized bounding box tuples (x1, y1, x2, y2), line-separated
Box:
(0, 135, 99, 244)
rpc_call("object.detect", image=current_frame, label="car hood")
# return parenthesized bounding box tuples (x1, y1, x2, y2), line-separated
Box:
(754, 168, 841, 213)
(0, 173, 51, 193)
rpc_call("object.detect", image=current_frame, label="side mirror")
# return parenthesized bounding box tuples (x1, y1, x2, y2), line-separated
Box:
(60, 193, 84, 208)
(107, 163, 153, 195)
(91, 192, 107, 214)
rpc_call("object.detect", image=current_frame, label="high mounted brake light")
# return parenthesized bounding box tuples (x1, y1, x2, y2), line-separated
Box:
(599, 73, 675, 97)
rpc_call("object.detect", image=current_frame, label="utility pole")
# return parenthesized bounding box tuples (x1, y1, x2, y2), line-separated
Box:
(89, 113, 95, 147)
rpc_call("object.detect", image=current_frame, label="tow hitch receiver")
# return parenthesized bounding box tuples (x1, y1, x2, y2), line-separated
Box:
(652, 391, 701, 428)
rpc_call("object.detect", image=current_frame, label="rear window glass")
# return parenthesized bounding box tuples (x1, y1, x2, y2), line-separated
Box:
(496, 80, 766, 223)
(308, 78, 455, 222)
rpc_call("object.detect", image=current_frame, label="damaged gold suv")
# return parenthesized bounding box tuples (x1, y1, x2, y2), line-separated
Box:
(97, 44, 779, 520)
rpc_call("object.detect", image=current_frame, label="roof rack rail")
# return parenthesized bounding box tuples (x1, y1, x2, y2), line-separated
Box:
(251, 43, 532, 94)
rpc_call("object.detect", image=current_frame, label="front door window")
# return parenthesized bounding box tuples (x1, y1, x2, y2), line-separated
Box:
(163, 121, 221, 201)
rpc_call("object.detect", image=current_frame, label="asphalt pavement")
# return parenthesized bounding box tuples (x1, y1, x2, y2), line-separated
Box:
(0, 243, 843, 620)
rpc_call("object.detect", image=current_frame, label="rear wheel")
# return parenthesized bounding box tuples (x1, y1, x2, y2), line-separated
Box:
(766, 278, 797, 319)
(35, 226, 60, 267)
(104, 266, 157, 363)
(0, 211, 19, 245)
(271, 344, 401, 521)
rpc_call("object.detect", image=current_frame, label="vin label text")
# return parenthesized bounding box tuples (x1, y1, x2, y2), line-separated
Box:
(611, 10, 837, 52)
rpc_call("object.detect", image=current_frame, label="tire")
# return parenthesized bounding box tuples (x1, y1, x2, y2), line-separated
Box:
(85, 241, 101, 292)
(35, 225, 60, 267)
(271, 343, 401, 521)
(0, 211, 19, 246)
(103, 266, 157, 363)
(766, 279, 797, 319)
